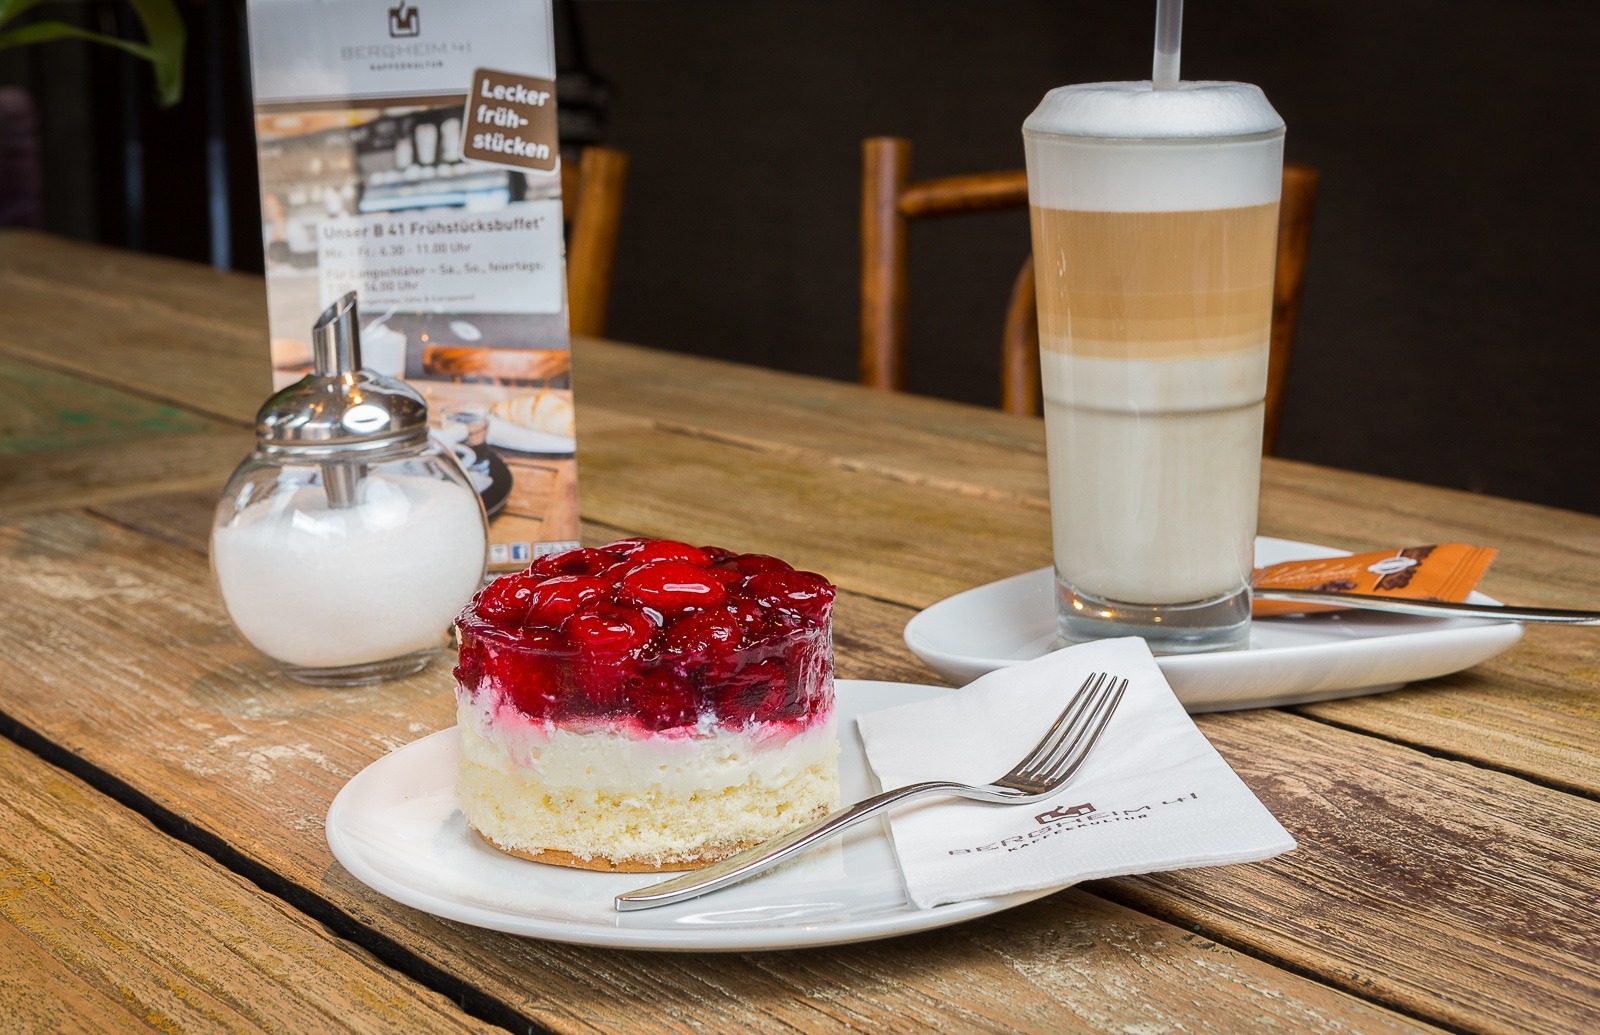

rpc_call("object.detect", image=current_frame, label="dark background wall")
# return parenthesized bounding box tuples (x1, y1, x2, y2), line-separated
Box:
(581, 0, 1600, 517)
(6, 0, 1598, 516)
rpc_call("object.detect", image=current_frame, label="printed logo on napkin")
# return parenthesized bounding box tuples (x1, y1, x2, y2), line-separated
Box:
(949, 792, 1201, 856)
(463, 69, 559, 172)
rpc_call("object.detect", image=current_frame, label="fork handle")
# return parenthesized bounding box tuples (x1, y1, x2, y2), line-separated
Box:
(614, 780, 973, 912)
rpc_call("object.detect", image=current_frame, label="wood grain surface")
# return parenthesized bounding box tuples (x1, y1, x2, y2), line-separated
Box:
(0, 355, 212, 453)
(1131, 710, 1600, 1034)
(0, 343, 250, 520)
(0, 738, 496, 1033)
(0, 509, 1437, 1035)
(0, 273, 267, 426)
(3, 232, 1598, 1033)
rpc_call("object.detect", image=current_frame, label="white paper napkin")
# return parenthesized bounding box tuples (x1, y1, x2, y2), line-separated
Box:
(857, 637, 1296, 909)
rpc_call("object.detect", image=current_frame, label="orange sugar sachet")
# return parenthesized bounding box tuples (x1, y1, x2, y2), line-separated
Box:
(1251, 544, 1497, 617)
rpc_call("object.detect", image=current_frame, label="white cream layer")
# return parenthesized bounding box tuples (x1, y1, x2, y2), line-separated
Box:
(455, 692, 840, 866)
(456, 693, 837, 795)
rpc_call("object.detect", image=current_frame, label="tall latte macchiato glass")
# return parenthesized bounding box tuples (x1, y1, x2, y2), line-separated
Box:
(1023, 82, 1284, 653)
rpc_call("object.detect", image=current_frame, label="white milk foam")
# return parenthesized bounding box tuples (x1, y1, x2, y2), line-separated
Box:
(1024, 82, 1283, 607)
(1024, 82, 1283, 213)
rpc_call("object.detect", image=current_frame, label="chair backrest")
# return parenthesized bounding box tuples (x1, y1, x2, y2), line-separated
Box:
(561, 145, 630, 339)
(860, 136, 1318, 454)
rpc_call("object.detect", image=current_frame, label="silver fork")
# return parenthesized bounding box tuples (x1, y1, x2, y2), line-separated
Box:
(614, 671, 1129, 912)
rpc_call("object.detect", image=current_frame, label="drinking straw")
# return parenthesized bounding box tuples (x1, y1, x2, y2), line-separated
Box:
(1152, 0, 1183, 89)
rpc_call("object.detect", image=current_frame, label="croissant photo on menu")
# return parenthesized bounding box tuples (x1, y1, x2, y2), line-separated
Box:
(492, 389, 576, 438)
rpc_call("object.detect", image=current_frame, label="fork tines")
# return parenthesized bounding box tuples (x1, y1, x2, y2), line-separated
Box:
(1005, 671, 1128, 793)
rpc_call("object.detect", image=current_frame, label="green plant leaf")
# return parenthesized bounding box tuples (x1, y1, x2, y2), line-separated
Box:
(0, 0, 51, 33)
(0, 0, 186, 107)
(0, 21, 157, 61)
(125, 0, 185, 107)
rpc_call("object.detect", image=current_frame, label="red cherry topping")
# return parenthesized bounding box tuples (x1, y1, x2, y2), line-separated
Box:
(474, 573, 540, 629)
(723, 553, 794, 577)
(745, 570, 836, 622)
(599, 536, 656, 558)
(618, 560, 728, 615)
(724, 597, 767, 640)
(453, 636, 488, 691)
(524, 575, 612, 629)
(573, 653, 636, 711)
(704, 566, 744, 589)
(483, 633, 567, 720)
(626, 671, 699, 730)
(663, 609, 741, 658)
(597, 557, 643, 581)
(461, 540, 833, 731)
(712, 660, 787, 725)
(564, 605, 655, 654)
(528, 547, 614, 579)
(621, 539, 711, 568)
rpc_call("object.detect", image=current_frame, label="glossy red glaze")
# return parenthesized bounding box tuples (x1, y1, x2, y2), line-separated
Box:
(745, 570, 837, 623)
(623, 539, 712, 568)
(528, 547, 614, 578)
(617, 560, 728, 616)
(524, 575, 613, 628)
(720, 553, 794, 577)
(454, 538, 836, 733)
(473, 572, 540, 629)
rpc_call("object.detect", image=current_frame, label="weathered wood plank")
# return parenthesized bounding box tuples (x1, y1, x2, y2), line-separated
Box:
(0, 275, 268, 425)
(87, 490, 220, 554)
(0, 421, 248, 520)
(0, 229, 270, 342)
(573, 420, 1600, 801)
(575, 420, 1052, 610)
(1103, 709, 1600, 1035)
(0, 509, 1437, 1035)
(0, 354, 215, 455)
(574, 338, 1053, 506)
(7, 232, 1600, 1031)
(1295, 627, 1600, 797)
(0, 349, 247, 518)
(0, 737, 498, 1033)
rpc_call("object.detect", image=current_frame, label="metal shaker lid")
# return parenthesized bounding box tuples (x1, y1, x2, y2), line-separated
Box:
(254, 293, 429, 454)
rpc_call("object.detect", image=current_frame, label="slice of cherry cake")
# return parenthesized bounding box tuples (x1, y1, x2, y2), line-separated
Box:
(453, 537, 839, 871)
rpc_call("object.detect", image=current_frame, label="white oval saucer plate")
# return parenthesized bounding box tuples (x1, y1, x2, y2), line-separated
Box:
(903, 537, 1523, 712)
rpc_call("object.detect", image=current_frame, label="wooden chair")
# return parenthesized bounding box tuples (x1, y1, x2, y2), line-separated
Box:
(860, 137, 1318, 454)
(561, 145, 630, 338)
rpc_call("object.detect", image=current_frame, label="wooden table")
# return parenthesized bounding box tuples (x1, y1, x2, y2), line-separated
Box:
(2, 230, 1597, 1034)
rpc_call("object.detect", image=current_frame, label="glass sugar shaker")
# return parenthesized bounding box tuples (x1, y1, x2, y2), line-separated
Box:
(211, 292, 488, 685)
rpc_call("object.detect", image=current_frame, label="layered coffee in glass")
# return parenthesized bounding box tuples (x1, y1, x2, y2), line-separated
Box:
(1023, 82, 1284, 653)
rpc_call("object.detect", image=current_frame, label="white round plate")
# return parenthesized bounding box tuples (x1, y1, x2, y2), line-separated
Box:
(903, 537, 1523, 712)
(326, 680, 1059, 951)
